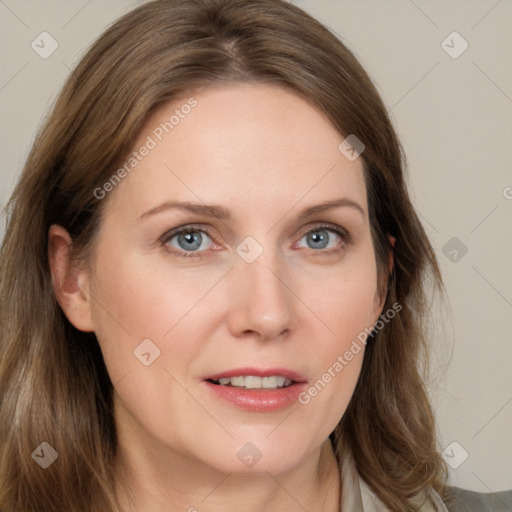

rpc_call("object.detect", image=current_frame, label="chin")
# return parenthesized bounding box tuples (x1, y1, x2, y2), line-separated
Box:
(187, 433, 313, 476)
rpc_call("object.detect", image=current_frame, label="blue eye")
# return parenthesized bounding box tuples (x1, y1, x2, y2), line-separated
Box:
(297, 226, 345, 251)
(164, 228, 213, 254)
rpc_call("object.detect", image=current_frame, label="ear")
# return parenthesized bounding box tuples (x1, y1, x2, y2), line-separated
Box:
(48, 225, 94, 332)
(372, 234, 396, 319)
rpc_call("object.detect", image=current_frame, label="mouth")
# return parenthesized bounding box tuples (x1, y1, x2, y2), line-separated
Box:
(202, 368, 307, 412)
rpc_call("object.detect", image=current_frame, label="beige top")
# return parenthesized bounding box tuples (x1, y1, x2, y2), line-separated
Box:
(341, 448, 449, 512)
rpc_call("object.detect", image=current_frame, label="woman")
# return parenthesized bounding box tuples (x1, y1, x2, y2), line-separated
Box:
(0, 1, 504, 511)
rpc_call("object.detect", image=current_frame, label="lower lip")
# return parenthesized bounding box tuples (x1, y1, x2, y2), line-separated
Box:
(203, 381, 307, 412)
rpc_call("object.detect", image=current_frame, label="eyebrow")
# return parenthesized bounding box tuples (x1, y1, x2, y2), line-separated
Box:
(138, 198, 365, 222)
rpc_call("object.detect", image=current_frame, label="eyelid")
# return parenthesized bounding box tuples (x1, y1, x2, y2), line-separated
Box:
(295, 222, 349, 240)
(160, 223, 214, 243)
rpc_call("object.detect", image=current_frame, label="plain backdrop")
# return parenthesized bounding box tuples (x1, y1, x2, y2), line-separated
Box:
(1, 0, 511, 493)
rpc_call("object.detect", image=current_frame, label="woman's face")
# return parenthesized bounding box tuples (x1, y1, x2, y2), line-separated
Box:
(79, 84, 385, 474)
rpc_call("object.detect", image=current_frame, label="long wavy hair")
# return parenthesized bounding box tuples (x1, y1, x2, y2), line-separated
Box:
(0, 0, 447, 510)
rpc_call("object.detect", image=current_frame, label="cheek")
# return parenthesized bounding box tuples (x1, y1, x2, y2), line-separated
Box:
(88, 245, 229, 383)
(293, 253, 378, 424)
(87, 253, 222, 445)
(298, 250, 379, 346)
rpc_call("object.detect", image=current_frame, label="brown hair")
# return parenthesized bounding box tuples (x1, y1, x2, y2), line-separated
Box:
(0, 0, 447, 510)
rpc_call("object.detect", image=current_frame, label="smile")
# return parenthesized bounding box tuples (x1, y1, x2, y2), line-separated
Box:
(203, 368, 307, 412)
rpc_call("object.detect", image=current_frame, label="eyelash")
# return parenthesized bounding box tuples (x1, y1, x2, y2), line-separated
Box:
(160, 223, 351, 259)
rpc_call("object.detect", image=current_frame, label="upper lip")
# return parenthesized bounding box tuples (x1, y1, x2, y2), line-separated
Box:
(204, 367, 307, 383)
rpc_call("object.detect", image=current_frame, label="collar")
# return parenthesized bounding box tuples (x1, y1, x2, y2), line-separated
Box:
(340, 447, 449, 512)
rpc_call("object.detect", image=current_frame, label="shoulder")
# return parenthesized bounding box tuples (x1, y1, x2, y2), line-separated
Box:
(444, 486, 512, 512)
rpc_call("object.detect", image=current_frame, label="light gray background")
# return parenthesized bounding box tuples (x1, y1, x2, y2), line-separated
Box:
(1, 0, 511, 493)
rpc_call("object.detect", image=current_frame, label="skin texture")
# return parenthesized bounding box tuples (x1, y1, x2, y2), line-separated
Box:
(49, 83, 388, 511)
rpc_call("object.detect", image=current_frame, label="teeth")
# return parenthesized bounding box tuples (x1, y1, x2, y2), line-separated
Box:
(214, 376, 293, 389)
(245, 376, 262, 389)
(262, 376, 277, 388)
(229, 376, 245, 387)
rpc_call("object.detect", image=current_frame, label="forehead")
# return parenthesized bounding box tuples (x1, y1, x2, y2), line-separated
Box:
(105, 83, 368, 220)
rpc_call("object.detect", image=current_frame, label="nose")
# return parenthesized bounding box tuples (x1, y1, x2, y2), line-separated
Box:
(226, 250, 296, 341)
